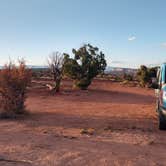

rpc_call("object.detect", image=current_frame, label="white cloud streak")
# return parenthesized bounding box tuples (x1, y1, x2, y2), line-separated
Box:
(128, 36, 136, 41)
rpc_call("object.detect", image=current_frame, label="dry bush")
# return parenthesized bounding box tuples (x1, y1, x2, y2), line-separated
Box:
(80, 128, 95, 135)
(0, 60, 31, 118)
(48, 52, 64, 92)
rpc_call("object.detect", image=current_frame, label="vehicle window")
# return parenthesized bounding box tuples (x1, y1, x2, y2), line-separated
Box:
(165, 66, 166, 83)
(158, 69, 162, 88)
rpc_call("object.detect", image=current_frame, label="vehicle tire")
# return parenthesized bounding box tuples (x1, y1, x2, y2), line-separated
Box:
(159, 114, 166, 130)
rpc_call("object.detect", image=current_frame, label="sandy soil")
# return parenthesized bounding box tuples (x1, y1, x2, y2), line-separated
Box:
(0, 79, 166, 166)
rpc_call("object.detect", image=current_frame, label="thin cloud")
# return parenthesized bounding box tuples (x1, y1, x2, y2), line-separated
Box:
(128, 36, 136, 41)
(161, 43, 166, 47)
(111, 60, 126, 64)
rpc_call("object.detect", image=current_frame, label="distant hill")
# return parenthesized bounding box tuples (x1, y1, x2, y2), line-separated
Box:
(0, 65, 48, 69)
(28, 66, 138, 75)
(0, 65, 137, 76)
(105, 66, 137, 75)
(27, 65, 48, 69)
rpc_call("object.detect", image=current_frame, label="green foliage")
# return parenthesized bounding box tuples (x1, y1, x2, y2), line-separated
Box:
(63, 44, 107, 89)
(137, 65, 149, 87)
(114, 76, 122, 82)
(137, 65, 158, 87)
(123, 73, 133, 81)
(148, 67, 158, 78)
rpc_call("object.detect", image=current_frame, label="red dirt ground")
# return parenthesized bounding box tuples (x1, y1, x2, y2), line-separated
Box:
(0, 79, 166, 166)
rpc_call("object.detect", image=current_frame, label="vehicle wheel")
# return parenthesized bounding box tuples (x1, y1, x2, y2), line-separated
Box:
(159, 114, 166, 130)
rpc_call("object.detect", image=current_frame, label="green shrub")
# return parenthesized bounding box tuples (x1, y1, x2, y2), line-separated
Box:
(137, 65, 158, 87)
(123, 73, 133, 81)
(114, 76, 122, 82)
(137, 65, 150, 87)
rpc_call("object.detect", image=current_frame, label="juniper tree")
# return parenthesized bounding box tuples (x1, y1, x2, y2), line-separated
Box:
(63, 44, 107, 89)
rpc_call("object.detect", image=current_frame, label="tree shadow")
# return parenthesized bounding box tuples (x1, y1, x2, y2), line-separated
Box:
(57, 88, 155, 105)
(22, 111, 157, 132)
(29, 79, 155, 105)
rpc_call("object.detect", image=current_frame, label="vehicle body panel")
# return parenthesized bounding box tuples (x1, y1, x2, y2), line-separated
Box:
(156, 63, 166, 129)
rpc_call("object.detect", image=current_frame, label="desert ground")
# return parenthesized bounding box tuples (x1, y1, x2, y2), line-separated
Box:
(0, 79, 166, 166)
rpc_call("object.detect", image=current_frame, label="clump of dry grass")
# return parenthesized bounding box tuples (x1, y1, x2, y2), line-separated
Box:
(80, 128, 95, 135)
(0, 60, 31, 118)
(104, 125, 112, 131)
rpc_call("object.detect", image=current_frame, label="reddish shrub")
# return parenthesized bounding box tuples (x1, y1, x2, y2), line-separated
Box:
(0, 60, 31, 118)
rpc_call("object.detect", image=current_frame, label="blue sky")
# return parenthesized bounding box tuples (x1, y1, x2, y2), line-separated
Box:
(0, 0, 166, 68)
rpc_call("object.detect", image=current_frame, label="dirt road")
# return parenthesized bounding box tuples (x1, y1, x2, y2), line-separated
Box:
(0, 80, 166, 166)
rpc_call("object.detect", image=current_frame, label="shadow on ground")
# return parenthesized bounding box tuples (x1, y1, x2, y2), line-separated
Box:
(18, 111, 158, 133)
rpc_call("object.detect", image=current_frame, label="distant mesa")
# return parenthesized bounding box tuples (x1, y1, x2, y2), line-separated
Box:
(0, 65, 137, 76)
(105, 66, 137, 75)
